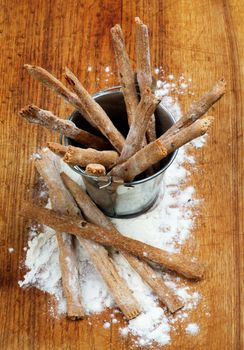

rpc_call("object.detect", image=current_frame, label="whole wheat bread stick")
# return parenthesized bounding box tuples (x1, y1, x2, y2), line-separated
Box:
(61, 172, 183, 312)
(135, 17, 157, 143)
(121, 252, 183, 313)
(64, 68, 125, 153)
(35, 149, 140, 319)
(135, 17, 152, 93)
(63, 146, 119, 169)
(24, 64, 96, 128)
(110, 116, 213, 181)
(111, 24, 139, 126)
(163, 78, 226, 139)
(78, 238, 140, 319)
(21, 203, 205, 279)
(47, 142, 68, 156)
(85, 164, 106, 176)
(34, 149, 85, 319)
(19, 105, 109, 150)
(118, 89, 160, 163)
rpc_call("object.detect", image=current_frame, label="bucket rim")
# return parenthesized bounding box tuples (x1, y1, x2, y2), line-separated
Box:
(62, 86, 178, 187)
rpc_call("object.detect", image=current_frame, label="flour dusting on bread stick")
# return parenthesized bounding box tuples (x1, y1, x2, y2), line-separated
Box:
(122, 252, 184, 313)
(64, 67, 125, 153)
(110, 24, 139, 126)
(61, 172, 184, 313)
(135, 17, 157, 143)
(34, 148, 85, 319)
(163, 78, 226, 138)
(24, 65, 96, 128)
(21, 203, 205, 280)
(35, 149, 140, 320)
(19, 105, 109, 150)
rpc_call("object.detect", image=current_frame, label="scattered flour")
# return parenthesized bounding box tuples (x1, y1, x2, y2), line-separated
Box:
(191, 134, 208, 149)
(19, 75, 208, 347)
(30, 153, 42, 160)
(103, 322, 111, 329)
(8, 247, 14, 253)
(185, 323, 200, 335)
(154, 67, 195, 96)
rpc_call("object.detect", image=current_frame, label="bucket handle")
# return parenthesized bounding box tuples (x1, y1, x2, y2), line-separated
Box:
(98, 176, 113, 189)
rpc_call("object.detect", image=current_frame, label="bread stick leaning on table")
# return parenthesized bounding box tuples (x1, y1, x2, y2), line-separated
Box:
(34, 148, 141, 320)
(60, 172, 183, 313)
(34, 149, 85, 320)
(20, 200, 204, 280)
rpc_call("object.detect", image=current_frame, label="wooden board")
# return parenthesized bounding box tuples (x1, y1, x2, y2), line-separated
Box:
(0, 0, 243, 349)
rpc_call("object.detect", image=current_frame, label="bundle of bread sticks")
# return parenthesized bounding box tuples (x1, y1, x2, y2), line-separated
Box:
(19, 18, 225, 320)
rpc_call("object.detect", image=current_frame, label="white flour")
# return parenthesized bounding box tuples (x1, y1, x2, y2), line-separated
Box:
(19, 77, 206, 347)
(185, 323, 200, 335)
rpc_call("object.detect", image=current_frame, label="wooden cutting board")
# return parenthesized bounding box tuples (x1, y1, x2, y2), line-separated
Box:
(0, 0, 243, 349)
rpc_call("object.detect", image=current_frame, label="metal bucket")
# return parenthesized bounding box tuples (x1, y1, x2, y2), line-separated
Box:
(62, 86, 177, 218)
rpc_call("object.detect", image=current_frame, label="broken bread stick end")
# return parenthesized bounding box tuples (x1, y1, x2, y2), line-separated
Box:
(197, 115, 214, 135)
(63, 149, 73, 164)
(215, 78, 226, 95)
(68, 312, 86, 321)
(64, 67, 76, 88)
(23, 63, 34, 71)
(85, 164, 106, 176)
(124, 307, 141, 320)
(135, 17, 143, 25)
(18, 104, 40, 122)
(110, 24, 122, 35)
(47, 142, 68, 156)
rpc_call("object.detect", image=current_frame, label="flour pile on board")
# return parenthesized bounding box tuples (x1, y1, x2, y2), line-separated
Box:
(19, 76, 205, 347)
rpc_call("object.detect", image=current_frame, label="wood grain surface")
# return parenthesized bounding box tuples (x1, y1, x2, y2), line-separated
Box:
(0, 0, 243, 349)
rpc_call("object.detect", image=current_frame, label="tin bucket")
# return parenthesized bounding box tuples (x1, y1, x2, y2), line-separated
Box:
(62, 86, 177, 218)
